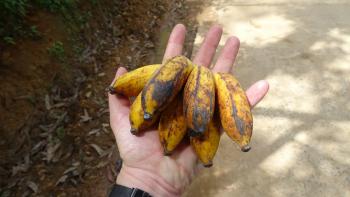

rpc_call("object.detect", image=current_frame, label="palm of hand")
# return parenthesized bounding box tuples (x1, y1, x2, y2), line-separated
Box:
(109, 93, 197, 192)
(108, 24, 269, 196)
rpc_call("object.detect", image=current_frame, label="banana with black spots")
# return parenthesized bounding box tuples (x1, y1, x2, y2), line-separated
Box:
(184, 65, 215, 136)
(141, 56, 193, 121)
(109, 64, 161, 97)
(214, 73, 253, 152)
(129, 93, 159, 134)
(190, 116, 221, 167)
(158, 95, 187, 155)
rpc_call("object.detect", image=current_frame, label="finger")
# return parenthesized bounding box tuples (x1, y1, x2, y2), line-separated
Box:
(212, 36, 240, 73)
(246, 80, 270, 108)
(162, 24, 186, 63)
(193, 25, 223, 67)
(108, 67, 131, 119)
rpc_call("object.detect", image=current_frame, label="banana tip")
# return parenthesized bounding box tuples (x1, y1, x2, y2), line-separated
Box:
(203, 161, 213, 168)
(188, 129, 202, 137)
(198, 127, 206, 133)
(163, 150, 172, 156)
(107, 86, 116, 94)
(143, 113, 152, 121)
(241, 145, 251, 152)
(130, 128, 138, 135)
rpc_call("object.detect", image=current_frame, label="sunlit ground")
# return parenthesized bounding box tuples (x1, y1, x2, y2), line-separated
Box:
(185, 0, 350, 196)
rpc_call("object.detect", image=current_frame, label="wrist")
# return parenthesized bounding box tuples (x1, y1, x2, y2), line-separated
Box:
(116, 165, 182, 197)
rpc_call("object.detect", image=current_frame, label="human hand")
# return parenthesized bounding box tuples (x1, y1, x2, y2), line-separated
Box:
(108, 24, 269, 197)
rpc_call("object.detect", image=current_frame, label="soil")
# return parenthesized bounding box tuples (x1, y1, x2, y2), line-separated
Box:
(0, 0, 199, 196)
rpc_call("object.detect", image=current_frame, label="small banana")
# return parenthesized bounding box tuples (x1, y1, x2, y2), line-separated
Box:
(158, 95, 187, 155)
(129, 93, 159, 134)
(214, 73, 253, 152)
(141, 56, 193, 121)
(190, 117, 221, 167)
(109, 64, 161, 97)
(184, 65, 215, 136)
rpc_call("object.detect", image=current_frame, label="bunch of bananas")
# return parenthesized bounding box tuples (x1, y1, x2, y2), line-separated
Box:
(109, 56, 253, 167)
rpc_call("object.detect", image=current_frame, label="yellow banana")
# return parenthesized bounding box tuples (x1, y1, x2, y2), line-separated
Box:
(190, 117, 221, 167)
(109, 64, 161, 97)
(184, 65, 215, 136)
(141, 56, 193, 121)
(158, 95, 187, 155)
(129, 93, 159, 134)
(214, 73, 253, 152)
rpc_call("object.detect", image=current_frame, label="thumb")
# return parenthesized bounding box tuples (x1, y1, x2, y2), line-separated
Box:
(108, 67, 131, 122)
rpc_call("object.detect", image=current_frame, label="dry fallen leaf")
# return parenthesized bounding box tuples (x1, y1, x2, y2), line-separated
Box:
(26, 181, 38, 193)
(97, 72, 106, 77)
(63, 166, 78, 175)
(90, 144, 105, 156)
(88, 128, 101, 136)
(102, 123, 110, 133)
(31, 140, 46, 156)
(95, 160, 109, 169)
(45, 94, 51, 110)
(80, 109, 92, 122)
(55, 175, 68, 186)
(97, 108, 109, 117)
(44, 141, 61, 162)
(85, 91, 92, 98)
(12, 155, 30, 176)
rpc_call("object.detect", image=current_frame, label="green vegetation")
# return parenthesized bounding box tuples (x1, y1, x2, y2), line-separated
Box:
(56, 126, 66, 140)
(47, 41, 65, 61)
(3, 37, 16, 45)
(35, 0, 76, 12)
(0, 0, 28, 41)
(29, 25, 41, 38)
(0, 0, 82, 46)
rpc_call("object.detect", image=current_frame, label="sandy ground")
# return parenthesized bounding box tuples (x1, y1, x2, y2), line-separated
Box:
(184, 0, 350, 196)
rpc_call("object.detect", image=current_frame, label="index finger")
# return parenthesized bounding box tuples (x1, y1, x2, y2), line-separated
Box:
(162, 24, 186, 63)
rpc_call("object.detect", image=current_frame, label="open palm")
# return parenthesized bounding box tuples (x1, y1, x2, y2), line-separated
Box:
(108, 24, 269, 197)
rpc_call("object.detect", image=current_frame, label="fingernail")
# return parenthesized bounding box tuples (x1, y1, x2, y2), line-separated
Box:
(109, 75, 118, 88)
(110, 67, 124, 87)
(116, 66, 123, 75)
(175, 23, 186, 30)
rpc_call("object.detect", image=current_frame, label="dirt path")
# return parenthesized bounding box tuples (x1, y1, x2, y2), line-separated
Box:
(3, 0, 349, 196)
(0, 1, 199, 196)
(184, 0, 350, 196)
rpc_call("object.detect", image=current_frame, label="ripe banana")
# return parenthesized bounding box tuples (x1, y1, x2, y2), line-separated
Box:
(190, 117, 221, 167)
(141, 56, 193, 121)
(214, 73, 253, 152)
(109, 64, 161, 97)
(129, 93, 159, 134)
(184, 65, 215, 136)
(158, 95, 187, 155)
